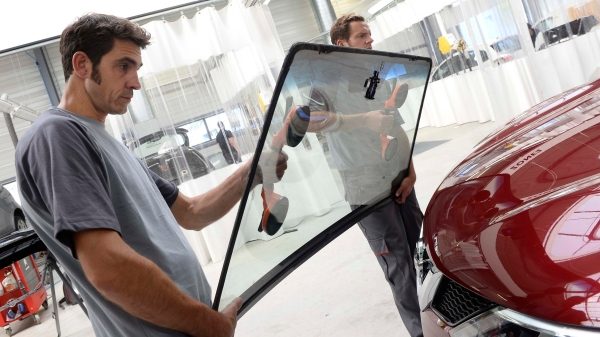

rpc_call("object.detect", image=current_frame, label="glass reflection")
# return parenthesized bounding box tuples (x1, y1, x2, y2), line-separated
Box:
(215, 45, 430, 310)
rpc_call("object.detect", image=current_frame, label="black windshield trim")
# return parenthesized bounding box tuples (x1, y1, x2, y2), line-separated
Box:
(212, 42, 432, 311)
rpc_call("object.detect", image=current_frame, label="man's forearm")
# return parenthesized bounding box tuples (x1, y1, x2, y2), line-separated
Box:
(76, 230, 232, 337)
(172, 151, 287, 230)
(175, 162, 250, 230)
(307, 110, 393, 134)
(306, 111, 368, 133)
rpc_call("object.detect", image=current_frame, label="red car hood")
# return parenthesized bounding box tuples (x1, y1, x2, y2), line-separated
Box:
(424, 79, 600, 327)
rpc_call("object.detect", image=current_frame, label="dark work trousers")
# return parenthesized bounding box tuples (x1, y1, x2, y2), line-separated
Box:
(353, 190, 423, 337)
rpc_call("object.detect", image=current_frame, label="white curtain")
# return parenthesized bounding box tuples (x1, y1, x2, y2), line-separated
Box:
(127, 3, 284, 133)
(370, 0, 457, 40)
(368, 0, 600, 127)
(106, 2, 285, 265)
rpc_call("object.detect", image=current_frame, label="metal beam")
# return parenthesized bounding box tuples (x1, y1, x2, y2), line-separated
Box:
(3, 113, 18, 147)
(309, 0, 337, 34)
(0, 93, 39, 148)
(33, 48, 60, 106)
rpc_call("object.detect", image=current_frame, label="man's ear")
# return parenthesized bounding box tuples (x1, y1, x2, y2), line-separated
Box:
(72, 51, 91, 79)
(336, 39, 348, 47)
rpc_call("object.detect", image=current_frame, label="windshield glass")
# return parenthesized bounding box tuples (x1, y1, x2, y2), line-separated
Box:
(135, 133, 186, 158)
(214, 44, 431, 311)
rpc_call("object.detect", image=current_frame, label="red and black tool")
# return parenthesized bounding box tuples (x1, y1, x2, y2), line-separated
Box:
(258, 101, 311, 236)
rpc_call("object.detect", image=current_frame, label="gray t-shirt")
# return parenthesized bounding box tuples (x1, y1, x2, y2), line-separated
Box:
(314, 75, 408, 205)
(15, 108, 211, 337)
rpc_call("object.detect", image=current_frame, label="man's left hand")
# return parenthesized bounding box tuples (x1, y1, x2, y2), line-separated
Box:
(254, 150, 289, 187)
(394, 175, 415, 204)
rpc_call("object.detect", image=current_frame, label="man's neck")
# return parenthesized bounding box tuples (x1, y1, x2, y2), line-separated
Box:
(58, 79, 107, 124)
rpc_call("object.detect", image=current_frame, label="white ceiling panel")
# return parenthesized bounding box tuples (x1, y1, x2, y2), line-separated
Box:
(1, 0, 218, 53)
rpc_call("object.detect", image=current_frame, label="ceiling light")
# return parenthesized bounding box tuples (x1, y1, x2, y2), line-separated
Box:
(368, 0, 394, 15)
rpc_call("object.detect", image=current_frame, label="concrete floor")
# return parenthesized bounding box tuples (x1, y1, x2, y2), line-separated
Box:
(11, 121, 499, 337)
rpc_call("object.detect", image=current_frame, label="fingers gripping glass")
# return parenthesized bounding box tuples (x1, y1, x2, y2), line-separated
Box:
(213, 43, 432, 315)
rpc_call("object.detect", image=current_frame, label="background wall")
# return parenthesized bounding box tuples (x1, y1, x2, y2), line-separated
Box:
(2, 0, 600, 263)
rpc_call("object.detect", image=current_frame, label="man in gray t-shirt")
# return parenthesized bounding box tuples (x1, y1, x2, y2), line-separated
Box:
(15, 13, 286, 337)
(311, 71, 410, 205)
(325, 14, 424, 337)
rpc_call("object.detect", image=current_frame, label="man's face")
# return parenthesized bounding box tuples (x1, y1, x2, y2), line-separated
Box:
(84, 39, 142, 116)
(339, 21, 373, 49)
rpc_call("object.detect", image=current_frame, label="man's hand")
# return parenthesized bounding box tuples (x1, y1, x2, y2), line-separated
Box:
(211, 298, 242, 337)
(253, 150, 289, 187)
(364, 110, 394, 133)
(272, 151, 289, 182)
(385, 82, 409, 109)
(394, 175, 415, 204)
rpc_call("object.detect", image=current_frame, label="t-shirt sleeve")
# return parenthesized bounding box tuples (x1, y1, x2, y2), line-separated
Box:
(23, 119, 120, 258)
(148, 170, 179, 207)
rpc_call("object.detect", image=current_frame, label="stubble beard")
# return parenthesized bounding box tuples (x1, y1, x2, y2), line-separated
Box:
(91, 66, 102, 85)
(90, 66, 129, 115)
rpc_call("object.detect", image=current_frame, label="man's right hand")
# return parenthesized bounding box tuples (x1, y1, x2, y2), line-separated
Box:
(364, 110, 394, 133)
(210, 298, 243, 337)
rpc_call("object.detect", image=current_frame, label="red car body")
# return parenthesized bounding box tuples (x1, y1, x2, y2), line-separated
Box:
(418, 79, 600, 336)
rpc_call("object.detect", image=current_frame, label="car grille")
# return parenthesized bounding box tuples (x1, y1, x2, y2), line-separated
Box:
(431, 277, 496, 326)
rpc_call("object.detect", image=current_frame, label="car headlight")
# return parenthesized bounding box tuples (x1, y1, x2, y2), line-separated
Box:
(415, 226, 435, 287)
(450, 307, 600, 337)
(415, 237, 429, 286)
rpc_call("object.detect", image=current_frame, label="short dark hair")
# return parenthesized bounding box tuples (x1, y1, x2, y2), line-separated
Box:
(59, 13, 151, 81)
(330, 13, 365, 45)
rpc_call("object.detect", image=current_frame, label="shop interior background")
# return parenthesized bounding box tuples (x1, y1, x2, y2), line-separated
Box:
(1, 0, 599, 266)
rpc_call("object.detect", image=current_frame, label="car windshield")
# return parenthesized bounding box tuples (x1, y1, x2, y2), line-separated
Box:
(534, 17, 555, 32)
(432, 51, 478, 81)
(135, 133, 186, 158)
(490, 35, 521, 54)
(213, 43, 431, 312)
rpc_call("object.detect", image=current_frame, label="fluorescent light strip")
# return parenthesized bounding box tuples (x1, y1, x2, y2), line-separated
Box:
(368, 0, 394, 15)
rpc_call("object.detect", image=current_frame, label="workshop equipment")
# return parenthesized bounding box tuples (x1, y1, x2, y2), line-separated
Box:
(0, 254, 48, 336)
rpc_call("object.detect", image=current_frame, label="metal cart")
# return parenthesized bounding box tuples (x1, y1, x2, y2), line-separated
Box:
(0, 230, 86, 336)
(0, 254, 48, 336)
